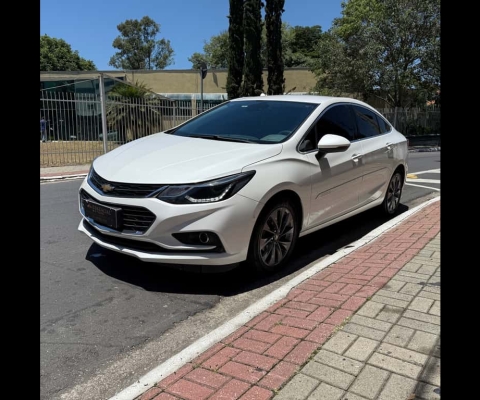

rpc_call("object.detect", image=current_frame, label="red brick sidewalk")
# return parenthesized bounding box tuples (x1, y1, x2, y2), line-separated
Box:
(137, 201, 440, 400)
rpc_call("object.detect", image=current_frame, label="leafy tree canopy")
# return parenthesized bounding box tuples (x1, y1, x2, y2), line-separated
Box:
(189, 30, 229, 69)
(108, 80, 152, 98)
(189, 23, 323, 69)
(282, 25, 322, 68)
(109, 16, 174, 70)
(226, 0, 245, 99)
(265, 0, 286, 95)
(311, 0, 440, 107)
(242, 0, 264, 96)
(40, 34, 96, 71)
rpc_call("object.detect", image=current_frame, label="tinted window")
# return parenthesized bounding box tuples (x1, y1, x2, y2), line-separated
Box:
(316, 105, 356, 141)
(172, 100, 318, 144)
(353, 105, 381, 138)
(377, 115, 392, 133)
(298, 125, 317, 152)
(299, 105, 356, 152)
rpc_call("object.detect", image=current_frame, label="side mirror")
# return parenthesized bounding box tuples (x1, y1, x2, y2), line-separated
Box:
(317, 134, 351, 153)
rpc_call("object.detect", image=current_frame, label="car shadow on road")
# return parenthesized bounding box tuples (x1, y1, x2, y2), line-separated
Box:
(86, 204, 409, 297)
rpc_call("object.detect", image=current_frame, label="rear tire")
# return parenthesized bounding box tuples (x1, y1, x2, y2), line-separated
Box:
(382, 171, 403, 215)
(247, 199, 299, 274)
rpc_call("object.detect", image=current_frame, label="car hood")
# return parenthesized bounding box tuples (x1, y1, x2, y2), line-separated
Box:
(93, 133, 283, 184)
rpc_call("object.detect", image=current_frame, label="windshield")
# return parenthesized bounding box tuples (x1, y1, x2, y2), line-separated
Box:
(171, 100, 319, 144)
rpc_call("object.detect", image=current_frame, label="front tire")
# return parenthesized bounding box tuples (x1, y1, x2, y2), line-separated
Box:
(247, 199, 299, 274)
(382, 171, 403, 215)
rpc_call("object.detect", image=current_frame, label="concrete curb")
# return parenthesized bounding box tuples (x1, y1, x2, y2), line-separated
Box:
(40, 173, 88, 182)
(408, 146, 441, 153)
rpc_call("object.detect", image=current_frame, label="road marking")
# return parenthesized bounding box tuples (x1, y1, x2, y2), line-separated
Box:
(107, 196, 441, 400)
(406, 168, 440, 191)
(406, 178, 440, 184)
(405, 183, 441, 191)
(410, 168, 440, 175)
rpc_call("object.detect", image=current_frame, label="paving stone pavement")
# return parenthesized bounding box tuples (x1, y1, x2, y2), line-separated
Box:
(132, 200, 440, 400)
(275, 233, 440, 400)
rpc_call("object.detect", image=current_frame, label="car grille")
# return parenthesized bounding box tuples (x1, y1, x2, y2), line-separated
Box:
(80, 189, 156, 234)
(82, 220, 219, 253)
(89, 168, 164, 198)
(83, 220, 164, 251)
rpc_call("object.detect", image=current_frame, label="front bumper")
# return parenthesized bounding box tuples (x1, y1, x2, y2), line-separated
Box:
(77, 178, 260, 266)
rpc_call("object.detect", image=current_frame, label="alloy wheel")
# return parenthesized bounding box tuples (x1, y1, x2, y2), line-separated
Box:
(259, 207, 295, 267)
(386, 173, 402, 213)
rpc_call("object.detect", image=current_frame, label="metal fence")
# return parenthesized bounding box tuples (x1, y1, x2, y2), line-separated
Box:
(40, 87, 440, 168)
(376, 107, 440, 136)
(40, 90, 220, 167)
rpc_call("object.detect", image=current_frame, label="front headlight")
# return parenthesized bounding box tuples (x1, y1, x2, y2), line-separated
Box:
(88, 157, 99, 180)
(87, 164, 94, 180)
(156, 171, 256, 204)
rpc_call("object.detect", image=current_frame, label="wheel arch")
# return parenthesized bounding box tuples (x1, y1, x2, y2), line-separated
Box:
(394, 163, 406, 184)
(255, 189, 304, 232)
(246, 189, 304, 272)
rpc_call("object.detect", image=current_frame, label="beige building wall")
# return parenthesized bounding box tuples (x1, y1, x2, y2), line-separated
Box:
(41, 68, 318, 95)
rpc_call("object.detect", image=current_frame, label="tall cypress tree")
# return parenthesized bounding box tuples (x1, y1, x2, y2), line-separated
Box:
(242, 0, 264, 96)
(265, 0, 285, 95)
(226, 0, 245, 99)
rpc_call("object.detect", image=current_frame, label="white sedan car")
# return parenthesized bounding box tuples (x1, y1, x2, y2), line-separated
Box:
(78, 95, 407, 273)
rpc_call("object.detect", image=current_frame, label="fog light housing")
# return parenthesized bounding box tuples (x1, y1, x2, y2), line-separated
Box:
(173, 232, 224, 252)
(198, 232, 210, 244)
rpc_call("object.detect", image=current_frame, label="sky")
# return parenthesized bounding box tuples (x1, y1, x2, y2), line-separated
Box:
(40, 0, 344, 71)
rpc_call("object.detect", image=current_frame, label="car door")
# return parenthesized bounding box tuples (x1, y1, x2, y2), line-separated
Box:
(351, 105, 391, 206)
(299, 104, 365, 228)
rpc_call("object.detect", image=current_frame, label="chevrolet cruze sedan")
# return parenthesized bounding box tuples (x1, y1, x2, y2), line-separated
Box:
(78, 95, 408, 273)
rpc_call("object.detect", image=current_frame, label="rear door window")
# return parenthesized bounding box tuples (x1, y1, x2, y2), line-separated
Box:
(353, 105, 381, 139)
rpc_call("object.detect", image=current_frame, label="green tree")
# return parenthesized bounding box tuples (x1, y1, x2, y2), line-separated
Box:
(107, 80, 163, 142)
(265, 0, 285, 94)
(242, 0, 264, 96)
(108, 80, 151, 98)
(188, 31, 229, 69)
(312, 0, 440, 107)
(191, 23, 321, 71)
(226, 0, 245, 99)
(109, 16, 174, 70)
(40, 35, 96, 71)
(283, 25, 322, 67)
(188, 53, 210, 70)
(312, 31, 371, 98)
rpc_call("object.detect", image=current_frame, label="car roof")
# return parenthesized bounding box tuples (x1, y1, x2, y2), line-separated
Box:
(229, 94, 367, 106)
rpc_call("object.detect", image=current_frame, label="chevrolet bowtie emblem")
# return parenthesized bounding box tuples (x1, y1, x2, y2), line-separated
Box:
(101, 183, 115, 193)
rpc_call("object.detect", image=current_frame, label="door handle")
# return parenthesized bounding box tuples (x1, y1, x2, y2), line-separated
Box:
(352, 153, 363, 162)
(385, 142, 393, 151)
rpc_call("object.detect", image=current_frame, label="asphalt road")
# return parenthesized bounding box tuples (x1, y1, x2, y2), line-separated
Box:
(40, 151, 440, 400)
(404, 151, 441, 198)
